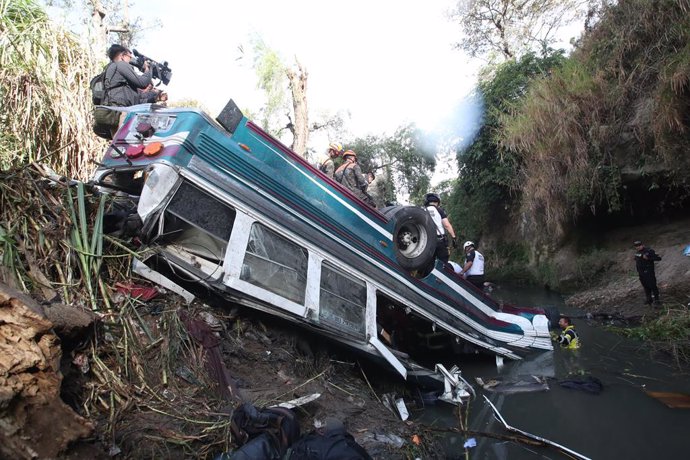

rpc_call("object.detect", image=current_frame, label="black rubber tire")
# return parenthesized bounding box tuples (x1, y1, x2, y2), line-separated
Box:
(384, 206, 437, 271)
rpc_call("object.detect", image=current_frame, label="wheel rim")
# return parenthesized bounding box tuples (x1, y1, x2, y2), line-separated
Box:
(397, 221, 429, 259)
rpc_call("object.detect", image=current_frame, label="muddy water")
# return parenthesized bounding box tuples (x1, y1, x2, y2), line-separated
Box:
(417, 285, 690, 460)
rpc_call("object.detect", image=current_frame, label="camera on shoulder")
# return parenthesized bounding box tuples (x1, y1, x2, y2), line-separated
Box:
(130, 49, 172, 85)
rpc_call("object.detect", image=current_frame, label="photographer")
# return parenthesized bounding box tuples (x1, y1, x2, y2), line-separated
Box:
(103, 44, 152, 109)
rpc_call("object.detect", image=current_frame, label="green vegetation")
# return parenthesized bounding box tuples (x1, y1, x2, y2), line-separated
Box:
(449, 0, 690, 284)
(499, 0, 690, 247)
(347, 123, 437, 205)
(613, 307, 690, 367)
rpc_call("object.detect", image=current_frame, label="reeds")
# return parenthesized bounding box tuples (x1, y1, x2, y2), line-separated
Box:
(0, 0, 105, 179)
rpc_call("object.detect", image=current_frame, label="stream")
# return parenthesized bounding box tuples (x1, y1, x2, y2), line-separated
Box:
(416, 285, 690, 459)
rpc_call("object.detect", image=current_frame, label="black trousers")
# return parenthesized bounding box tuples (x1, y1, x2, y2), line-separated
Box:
(466, 274, 485, 290)
(435, 236, 449, 263)
(638, 270, 659, 302)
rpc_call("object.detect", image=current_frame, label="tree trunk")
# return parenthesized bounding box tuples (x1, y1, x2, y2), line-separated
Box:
(286, 59, 309, 157)
(89, 0, 108, 60)
(0, 283, 93, 459)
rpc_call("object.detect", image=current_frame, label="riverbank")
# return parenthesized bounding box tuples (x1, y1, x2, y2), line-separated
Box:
(562, 217, 690, 318)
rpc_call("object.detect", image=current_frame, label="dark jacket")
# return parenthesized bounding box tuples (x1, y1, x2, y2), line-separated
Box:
(103, 61, 152, 107)
(635, 247, 661, 274)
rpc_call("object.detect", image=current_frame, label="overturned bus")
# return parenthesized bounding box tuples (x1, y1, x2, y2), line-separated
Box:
(90, 100, 553, 383)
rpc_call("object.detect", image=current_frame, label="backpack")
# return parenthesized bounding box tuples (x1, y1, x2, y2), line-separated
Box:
(90, 63, 113, 105)
(90, 63, 121, 139)
(287, 427, 372, 460)
(228, 403, 301, 459)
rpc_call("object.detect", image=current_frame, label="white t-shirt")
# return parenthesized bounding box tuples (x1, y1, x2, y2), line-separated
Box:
(426, 206, 444, 236)
(466, 250, 485, 275)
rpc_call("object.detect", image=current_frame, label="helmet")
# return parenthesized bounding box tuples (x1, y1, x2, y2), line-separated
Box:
(463, 241, 474, 250)
(424, 193, 440, 206)
(328, 142, 343, 155)
(343, 150, 357, 160)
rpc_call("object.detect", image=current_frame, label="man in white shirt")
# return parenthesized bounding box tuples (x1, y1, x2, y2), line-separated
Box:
(458, 241, 485, 289)
(423, 193, 457, 264)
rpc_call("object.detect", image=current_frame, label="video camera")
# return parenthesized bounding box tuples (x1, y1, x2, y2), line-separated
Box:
(130, 49, 172, 85)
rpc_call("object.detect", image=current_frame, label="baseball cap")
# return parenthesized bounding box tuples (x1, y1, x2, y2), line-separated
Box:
(632, 240, 643, 246)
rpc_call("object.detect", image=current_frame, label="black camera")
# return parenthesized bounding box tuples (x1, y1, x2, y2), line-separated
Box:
(130, 49, 172, 85)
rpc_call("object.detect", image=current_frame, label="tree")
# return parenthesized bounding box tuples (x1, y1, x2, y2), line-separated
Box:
(347, 124, 437, 205)
(446, 50, 567, 240)
(286, 59, 308, 156)
(451, 0, 592, 61)
(248, 38, 345, 158)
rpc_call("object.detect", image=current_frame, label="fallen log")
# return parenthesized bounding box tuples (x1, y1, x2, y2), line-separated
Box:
(0, 282, 93, 459)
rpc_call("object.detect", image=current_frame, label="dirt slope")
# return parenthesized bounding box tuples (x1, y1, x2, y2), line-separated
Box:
(564, 217, 690, 317)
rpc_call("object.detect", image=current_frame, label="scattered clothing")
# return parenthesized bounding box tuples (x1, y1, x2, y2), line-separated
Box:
(559, 376, 603, 394)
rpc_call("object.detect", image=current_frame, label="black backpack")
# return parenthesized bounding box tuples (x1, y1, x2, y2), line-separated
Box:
(90, 63, 113, 105)
(287, 427, 372, 460)
(227, 403, 301, 459)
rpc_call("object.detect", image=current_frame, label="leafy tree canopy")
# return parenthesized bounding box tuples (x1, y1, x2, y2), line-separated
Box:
(446, 49, 567, 240)
(450, 0, 592, 62)
(347, 123, 437, 205)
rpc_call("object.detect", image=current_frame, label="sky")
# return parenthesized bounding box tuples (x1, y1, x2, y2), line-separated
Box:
(113, 0, 479, 138)
(50, 0, 583, 184)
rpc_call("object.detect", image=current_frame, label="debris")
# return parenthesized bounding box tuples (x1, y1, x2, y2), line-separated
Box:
(272, 393, 321, 409)
(559, 375, 603, 394)
(435, 363, 475, 405)
(476, 375, 549, 394)
(362, 432, 406, 449)
(463, 437, 477, 448)
(483, 395, 592, 460)
(114, 282, 161, 301)
(645, 391, 690, 409)
(72, 353, 90, 374)
(395, 397, 409, 421)
(132, 258, 194, 304)
(411, 434, 421, 446)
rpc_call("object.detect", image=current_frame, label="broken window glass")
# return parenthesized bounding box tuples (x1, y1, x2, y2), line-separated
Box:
(240, 223, 308, 304)
(319, 263, 366, 339)
(161, 181, 235, 263)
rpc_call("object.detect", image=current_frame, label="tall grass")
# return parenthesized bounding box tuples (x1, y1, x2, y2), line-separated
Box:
(0, 0, 104, 179)
(499, 0, 690, 247)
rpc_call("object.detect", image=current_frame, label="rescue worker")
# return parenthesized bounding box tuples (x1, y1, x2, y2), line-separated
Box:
(334, 150, 371, 203)
(633, 240, 662, 306)
(318, 142, 343, 178)
(555, 316, 580, 349)
(458, 241, 485, 289)
(423, 193, 457, 264)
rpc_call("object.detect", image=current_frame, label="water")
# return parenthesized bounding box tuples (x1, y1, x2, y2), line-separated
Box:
(418, 285, 690, 459)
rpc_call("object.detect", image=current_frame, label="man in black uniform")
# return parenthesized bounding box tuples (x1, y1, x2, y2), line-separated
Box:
(633, 240, 662, 306)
